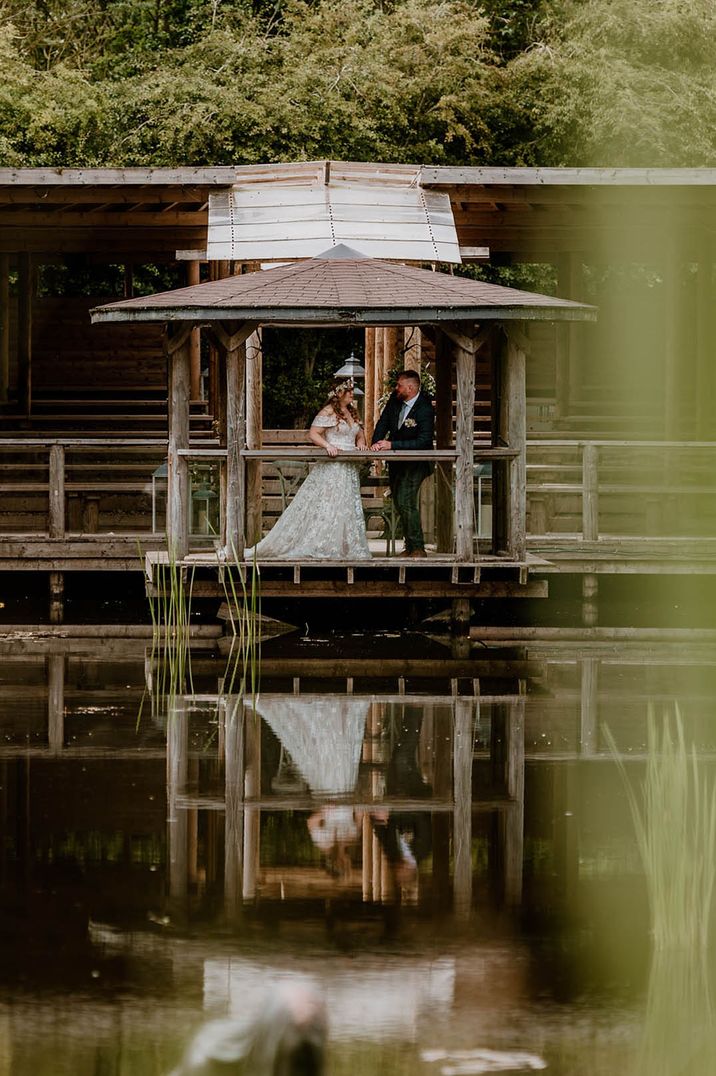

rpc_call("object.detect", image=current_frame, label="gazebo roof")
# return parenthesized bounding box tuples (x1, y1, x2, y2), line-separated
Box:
(91, 245, 595, 326)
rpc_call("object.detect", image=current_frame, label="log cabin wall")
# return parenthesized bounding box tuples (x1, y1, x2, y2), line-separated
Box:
(32, 297, 166, 394)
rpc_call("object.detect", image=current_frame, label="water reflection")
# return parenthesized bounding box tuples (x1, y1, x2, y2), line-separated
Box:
(165, 691, 524, 922)
(2, 635, 716, 1073)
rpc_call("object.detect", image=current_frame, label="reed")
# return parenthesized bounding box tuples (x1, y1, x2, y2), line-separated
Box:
(219, 542, 261, 701)
(606, 704, 716, 952)
(146, 553, 196, 709)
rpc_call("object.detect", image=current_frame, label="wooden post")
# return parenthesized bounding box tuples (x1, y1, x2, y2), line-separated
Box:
(166, 325, 192, 560)
(695, 251, 711, 439)
(383, 326, 401, 379)
(48, 444, 65, 538)
(17, 252, 32, 417)
(580, 657, 599, 756)
(582, 442, 599, 541)
(48, 445, 66, 623)
(243, 707, 261, 901)
(167, 695, 189, 906)
(453, 331, 476, 561)
(47, 654, 65, 754)
(187, 262, 202, 400)
(374, 327, 385, 414)
(213, 321, 254, 557)
(555, 253, 581, 422)
(0, 254, 9, 404)
(246, 329, 263, 545)
(501, 327, 527, 561)
(224, 695, 245, 923)
(663, 247, 681, 439)
(364, 327, 376, 443)
(453, 697, 473, 920)
(403, 326, 421, 372)
(501, 696, 525, 906)
(435, 330, 454, 553)
(226, 337, 246, 558)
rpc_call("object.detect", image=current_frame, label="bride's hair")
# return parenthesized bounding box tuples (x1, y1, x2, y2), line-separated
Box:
(326, 377, 360, 423)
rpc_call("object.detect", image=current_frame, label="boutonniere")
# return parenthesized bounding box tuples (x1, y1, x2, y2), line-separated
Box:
(403, 417, 417, 428)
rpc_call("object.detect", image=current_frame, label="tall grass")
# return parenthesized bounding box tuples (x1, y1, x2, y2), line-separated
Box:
(219, 542, 261, 701)
(607, 706, 716, 1075)
(146, 554, 196, 707)
(607, 705, 716, 952)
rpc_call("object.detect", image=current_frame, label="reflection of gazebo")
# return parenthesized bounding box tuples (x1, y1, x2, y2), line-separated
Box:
(91, 246, 593, 570)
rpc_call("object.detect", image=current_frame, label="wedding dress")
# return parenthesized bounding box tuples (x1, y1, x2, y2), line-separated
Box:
(244, 415, 371, 560)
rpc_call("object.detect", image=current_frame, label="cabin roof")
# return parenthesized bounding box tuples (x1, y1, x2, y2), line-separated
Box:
(90, 247, 595, 326)
(2, 162, 716, 263)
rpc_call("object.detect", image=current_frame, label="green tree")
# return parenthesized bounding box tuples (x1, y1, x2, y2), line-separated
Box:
(501, 0, 716, 165)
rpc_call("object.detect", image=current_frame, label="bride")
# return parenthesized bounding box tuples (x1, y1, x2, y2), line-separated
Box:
(244, 378, 371, 560)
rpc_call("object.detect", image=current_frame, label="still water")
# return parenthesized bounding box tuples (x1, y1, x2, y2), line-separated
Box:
(1, 631, 716, 1074)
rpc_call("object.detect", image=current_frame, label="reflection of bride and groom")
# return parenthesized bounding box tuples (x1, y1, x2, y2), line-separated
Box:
(245, 368, 435, 560)
(254, 695, 433, 890)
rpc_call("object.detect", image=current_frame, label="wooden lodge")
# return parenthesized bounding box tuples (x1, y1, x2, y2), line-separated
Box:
(2, 162, 716, 616)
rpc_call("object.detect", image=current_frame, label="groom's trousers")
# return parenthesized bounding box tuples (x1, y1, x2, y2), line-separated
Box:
(391, 466, 428, 552)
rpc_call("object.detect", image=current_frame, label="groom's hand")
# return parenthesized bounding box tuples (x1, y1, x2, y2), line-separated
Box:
(371, 440, 392, 451)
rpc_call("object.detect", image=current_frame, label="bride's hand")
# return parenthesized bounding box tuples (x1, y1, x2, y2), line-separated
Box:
(325, 445, 339, 457)
(356, 443, 368, 452)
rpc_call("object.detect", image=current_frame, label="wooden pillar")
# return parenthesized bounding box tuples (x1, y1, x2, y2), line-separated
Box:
(17, 252, 32, 417)
(246, 329, 263, 546)
(226, 337, 246, 558)
(167, 696, 189, 906)
(500, 696, 525, 906)
(242, 708, 261, 900)
(403, 326, 421, 372)
(364, 327, 376, 443)
(224, 695, 245, 923)
(47, 654, 65, 754)
(581, 442, 599, 541)
(0, 254, 9, 404)
(695, 246, 714, 439)
(165, 325, 192, 560)
(453, 331, 476, 561)
(435, 330, 454, 553)
(501, 327, 527, 561)
(48, 443, 66, 624)
(48, 444, 65, 539)
(453, 698, 473, 920)
(123, 264, 134, 298)
(663, 248, 681, 439)
(555, 253, 582, 421)
(383, 326, 401, 379)
(580, 658, 599, 756)
(187, 263, 202, 400)
(374, 327, 385, 411)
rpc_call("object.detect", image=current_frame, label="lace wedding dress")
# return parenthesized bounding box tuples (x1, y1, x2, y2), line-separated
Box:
(244, 415, 371, 560)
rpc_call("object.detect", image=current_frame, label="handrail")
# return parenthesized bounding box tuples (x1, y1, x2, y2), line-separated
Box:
(241, 447, 458, 461)
(526, 438, 716, 449)
(525, 439, 716, 541)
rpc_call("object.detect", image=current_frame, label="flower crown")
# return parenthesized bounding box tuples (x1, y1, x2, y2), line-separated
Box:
(329, 377, 354, 398)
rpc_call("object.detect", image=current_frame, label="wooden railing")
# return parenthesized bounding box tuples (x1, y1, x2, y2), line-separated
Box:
(0, 438, 167, 537)
(525, 440, 716, 540)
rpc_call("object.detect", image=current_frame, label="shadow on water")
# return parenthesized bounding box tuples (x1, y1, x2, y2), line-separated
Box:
(2, 619, 716, 1073)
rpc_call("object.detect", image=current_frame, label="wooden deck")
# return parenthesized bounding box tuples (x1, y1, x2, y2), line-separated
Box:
(144, 548, 548, 600)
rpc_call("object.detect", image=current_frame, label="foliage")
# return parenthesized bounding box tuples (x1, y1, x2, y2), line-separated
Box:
(502, 0, 716, 165)
(0, 0, 499, 166)
(3, 0, 716, 167)
(262, 327, 362, 429)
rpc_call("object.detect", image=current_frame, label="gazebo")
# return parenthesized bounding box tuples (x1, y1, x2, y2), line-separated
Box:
(91, 246, 594, 588)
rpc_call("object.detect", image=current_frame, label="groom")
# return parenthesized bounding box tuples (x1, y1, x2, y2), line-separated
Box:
(371, 370, 435, 558)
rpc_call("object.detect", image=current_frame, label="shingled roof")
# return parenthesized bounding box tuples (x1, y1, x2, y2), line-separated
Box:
(91, 245, 596, 326)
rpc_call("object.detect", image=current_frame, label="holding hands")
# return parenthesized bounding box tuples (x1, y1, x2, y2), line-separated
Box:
(371, 439, 392, 451)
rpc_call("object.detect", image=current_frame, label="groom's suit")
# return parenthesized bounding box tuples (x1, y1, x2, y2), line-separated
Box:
(371, 390, 435, 553)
